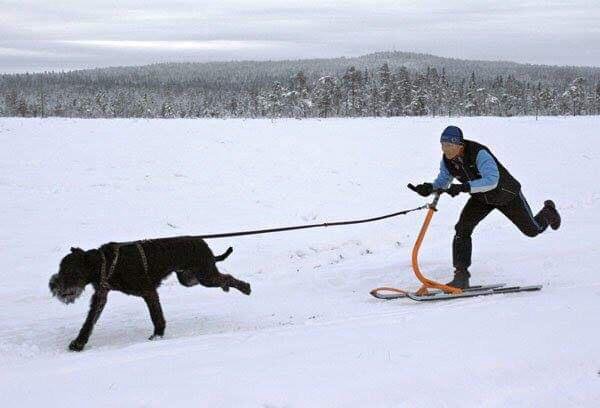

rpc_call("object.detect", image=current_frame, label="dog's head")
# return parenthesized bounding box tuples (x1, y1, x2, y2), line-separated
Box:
(49, 247, 93, 304)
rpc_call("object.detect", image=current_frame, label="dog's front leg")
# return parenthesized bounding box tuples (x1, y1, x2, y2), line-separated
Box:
(143, 290, 166, 340)
(69, 289, 108, 351)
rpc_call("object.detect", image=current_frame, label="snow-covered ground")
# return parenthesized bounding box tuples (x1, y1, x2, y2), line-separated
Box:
(1, 117, 599, 407)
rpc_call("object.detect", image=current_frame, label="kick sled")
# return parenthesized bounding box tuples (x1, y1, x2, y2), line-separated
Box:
(370, 192, 542, 302)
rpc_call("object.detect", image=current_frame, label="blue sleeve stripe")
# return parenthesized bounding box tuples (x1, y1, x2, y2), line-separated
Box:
(432, 160, 453, 190)
(469, 150, 500, 193)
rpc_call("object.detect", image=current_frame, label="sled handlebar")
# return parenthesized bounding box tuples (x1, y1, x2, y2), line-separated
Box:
(428, 190, 443, 210)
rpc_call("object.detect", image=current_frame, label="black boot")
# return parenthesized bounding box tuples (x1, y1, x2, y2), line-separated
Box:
(446, 268, 470, 289)
(543, 200, 561, 230)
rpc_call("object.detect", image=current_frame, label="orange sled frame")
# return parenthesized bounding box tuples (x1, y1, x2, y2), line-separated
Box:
(370, 192, 462, 298)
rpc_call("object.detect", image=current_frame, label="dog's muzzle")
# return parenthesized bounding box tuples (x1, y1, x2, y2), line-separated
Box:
(49, 274, 84, 304)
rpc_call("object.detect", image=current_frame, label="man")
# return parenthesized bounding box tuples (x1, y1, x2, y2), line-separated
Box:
(408, 125, 561, 289)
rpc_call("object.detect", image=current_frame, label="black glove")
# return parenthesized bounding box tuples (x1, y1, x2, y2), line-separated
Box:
(446, 183, 470, 197)
(407, 183, 433, 197)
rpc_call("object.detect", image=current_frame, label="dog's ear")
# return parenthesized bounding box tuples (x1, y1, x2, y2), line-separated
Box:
(70, 247, 84, 255)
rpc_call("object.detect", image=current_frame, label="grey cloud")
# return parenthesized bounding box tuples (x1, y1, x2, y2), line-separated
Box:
(1, 0, 599, 72)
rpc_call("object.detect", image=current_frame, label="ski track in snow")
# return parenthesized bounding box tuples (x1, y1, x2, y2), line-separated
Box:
(1, 117, 599, 407)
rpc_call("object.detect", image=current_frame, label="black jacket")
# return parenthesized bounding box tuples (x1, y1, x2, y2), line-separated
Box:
(442, 140, 521, 206)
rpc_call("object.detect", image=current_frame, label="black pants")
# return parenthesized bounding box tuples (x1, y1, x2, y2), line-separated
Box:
(453, 191, 549, 270)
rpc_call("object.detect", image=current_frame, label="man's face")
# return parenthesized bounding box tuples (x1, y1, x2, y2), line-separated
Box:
(441, 142, 463, 160)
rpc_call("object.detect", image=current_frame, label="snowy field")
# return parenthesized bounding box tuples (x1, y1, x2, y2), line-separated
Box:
(1, 117, 599, 407)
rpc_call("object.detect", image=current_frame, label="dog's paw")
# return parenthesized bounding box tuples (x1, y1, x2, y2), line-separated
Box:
(69, 339, 85, 352)
(148, 334, 163, 341)
(239, 282, 251, 295)
(221, 286, 230, 292)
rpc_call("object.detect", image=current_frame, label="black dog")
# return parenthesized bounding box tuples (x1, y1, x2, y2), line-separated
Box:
(49, 237, 251, 351)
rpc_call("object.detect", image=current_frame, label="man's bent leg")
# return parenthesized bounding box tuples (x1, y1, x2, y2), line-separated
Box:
(498, 191, 548, 237)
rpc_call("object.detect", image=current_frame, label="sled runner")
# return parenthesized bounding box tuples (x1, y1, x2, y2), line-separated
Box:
(370, 283, 506, 300)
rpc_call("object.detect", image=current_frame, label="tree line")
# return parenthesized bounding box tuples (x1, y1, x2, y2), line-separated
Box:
(2, 59, 599, 118)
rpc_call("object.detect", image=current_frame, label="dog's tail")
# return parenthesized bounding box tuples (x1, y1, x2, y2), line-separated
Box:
(214, 247, 233, 262)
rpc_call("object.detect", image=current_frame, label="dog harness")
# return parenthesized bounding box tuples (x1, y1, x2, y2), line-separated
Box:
(98, 242, 150, 290)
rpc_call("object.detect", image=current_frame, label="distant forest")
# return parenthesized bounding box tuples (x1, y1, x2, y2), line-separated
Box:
(1, 51, 600, 118)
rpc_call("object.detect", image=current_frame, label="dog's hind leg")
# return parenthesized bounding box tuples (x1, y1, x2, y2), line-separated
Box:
(195, 264, 251, 295)
(143, 290, 166, 340)
(69, 290, 108, 351)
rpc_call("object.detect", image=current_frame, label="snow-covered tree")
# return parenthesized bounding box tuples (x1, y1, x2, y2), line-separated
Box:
(313, 76, 338, 117)
(564, 77, 586, 115)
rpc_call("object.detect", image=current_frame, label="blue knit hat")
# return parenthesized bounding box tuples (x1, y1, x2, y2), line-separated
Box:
(440, 126, 464, 145)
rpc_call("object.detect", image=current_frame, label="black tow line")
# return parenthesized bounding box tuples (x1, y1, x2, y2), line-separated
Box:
(115, 204, 429, 246)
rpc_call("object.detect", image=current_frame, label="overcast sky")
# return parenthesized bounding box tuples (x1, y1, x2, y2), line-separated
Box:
(1, 0, 599, 73)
